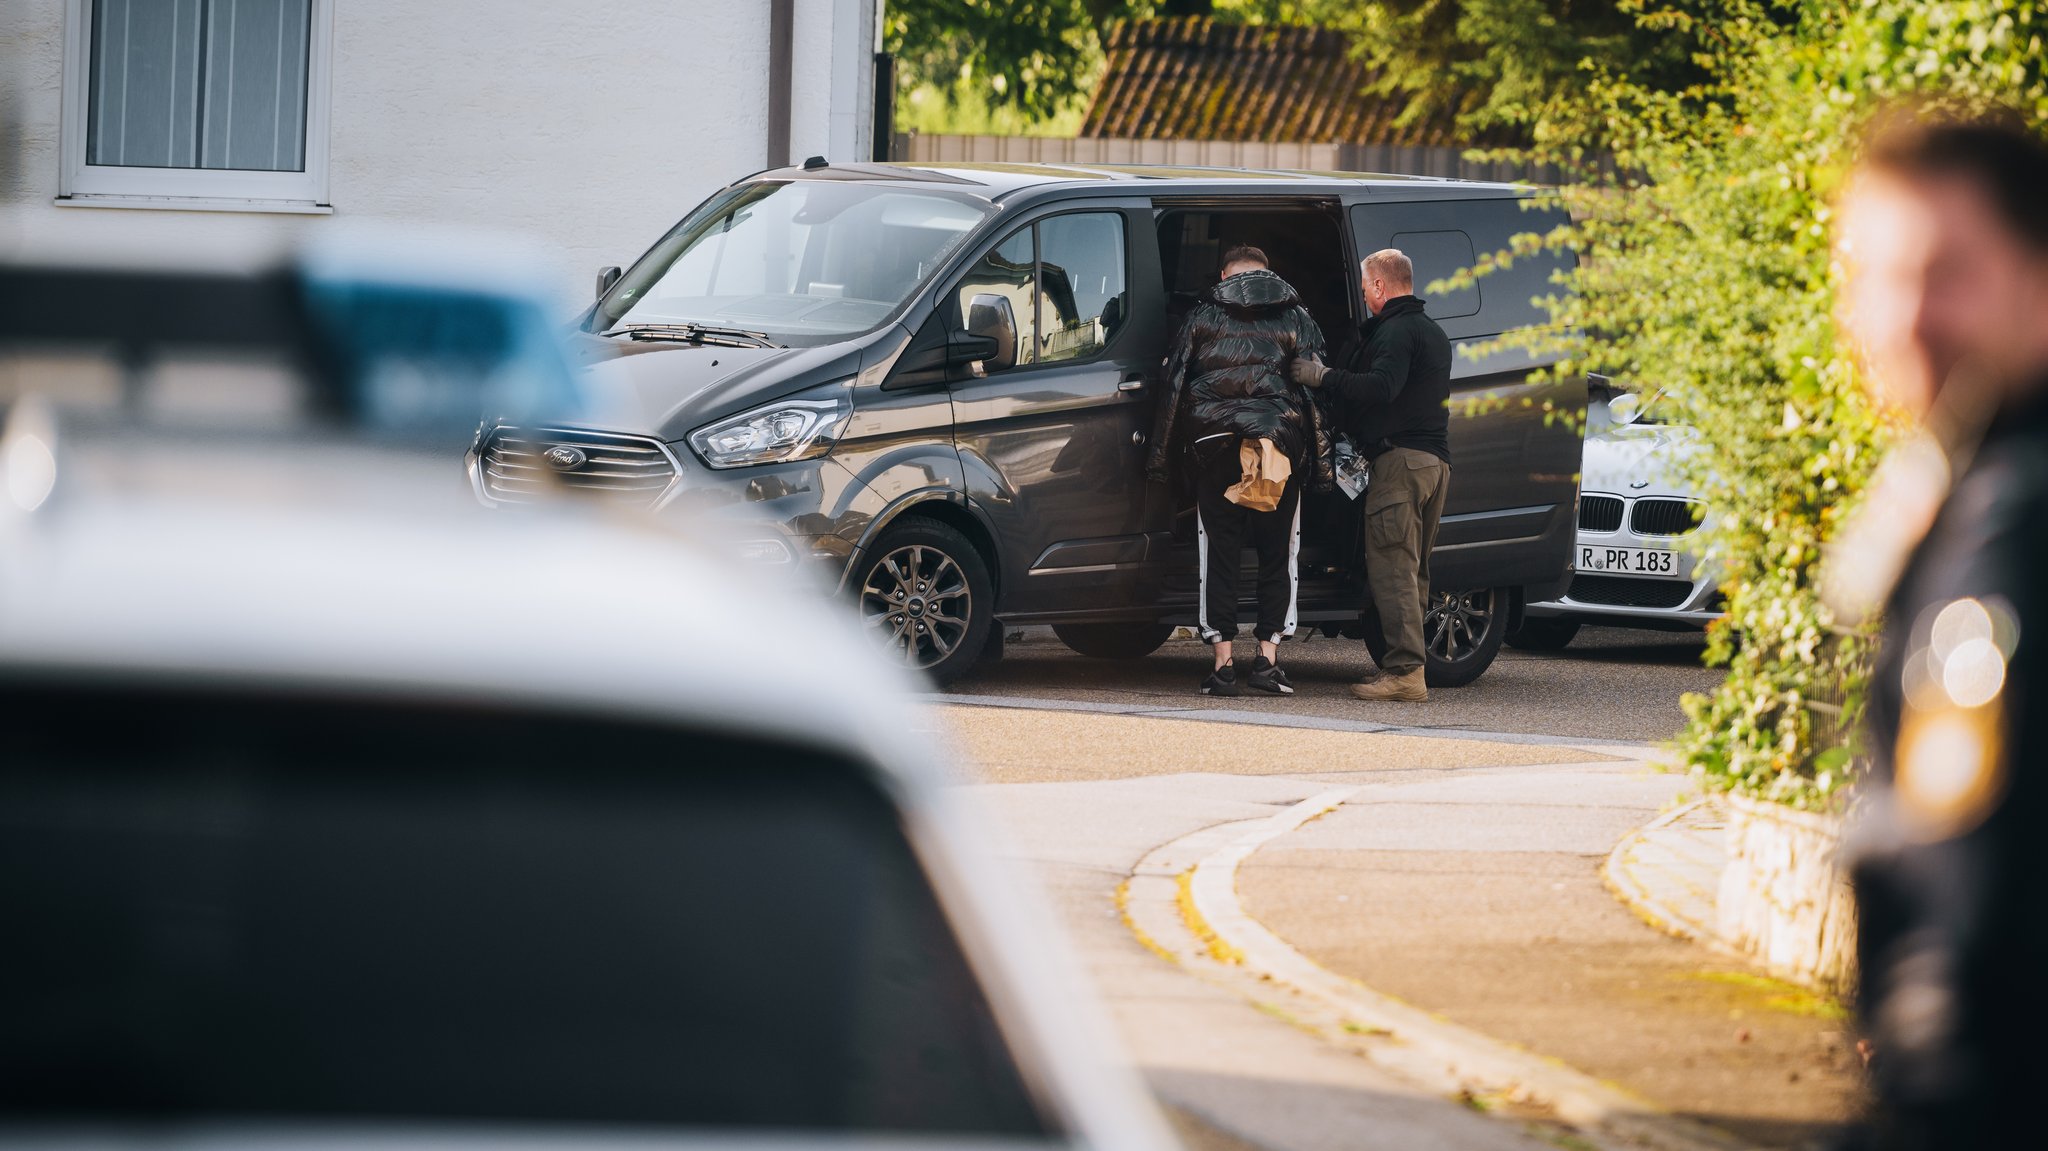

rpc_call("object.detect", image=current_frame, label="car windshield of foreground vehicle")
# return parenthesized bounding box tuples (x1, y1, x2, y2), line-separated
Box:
(594, 181, 991, 346)
(0, 683, 1054, 1140)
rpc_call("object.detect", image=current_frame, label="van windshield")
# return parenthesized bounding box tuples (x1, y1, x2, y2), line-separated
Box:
(594, 181, 990, 345)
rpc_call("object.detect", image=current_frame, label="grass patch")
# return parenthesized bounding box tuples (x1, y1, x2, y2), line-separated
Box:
(1686, 969, 1850, 1020)
(1251, 999, 1323, 1037)
(1532, 1128, 1599, 1151)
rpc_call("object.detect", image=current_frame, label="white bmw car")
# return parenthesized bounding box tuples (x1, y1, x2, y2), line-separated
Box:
(1510, 385, 1723, 649)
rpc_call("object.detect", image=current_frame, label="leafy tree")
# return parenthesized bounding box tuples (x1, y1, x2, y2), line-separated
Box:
(1479, 0, 2048, 808)
(883, 1, 1147, 121)
(1204, 1, 1705, 140)
(883, 0, 1699, 140)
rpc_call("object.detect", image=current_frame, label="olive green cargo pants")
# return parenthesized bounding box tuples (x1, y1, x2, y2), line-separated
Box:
(1364, 447, 1450, 676)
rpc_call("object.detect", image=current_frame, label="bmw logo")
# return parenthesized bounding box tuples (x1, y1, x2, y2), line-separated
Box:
(542, 445, 587, 470)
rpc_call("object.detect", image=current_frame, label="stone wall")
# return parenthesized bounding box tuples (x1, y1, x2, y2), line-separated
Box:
(1716, 794, 1858, 997)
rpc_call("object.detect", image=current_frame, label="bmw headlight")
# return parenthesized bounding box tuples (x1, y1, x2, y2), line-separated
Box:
(688, 393, 852, 469)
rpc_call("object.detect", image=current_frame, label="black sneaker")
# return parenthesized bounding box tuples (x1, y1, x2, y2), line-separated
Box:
(1201, 662, 1242, 697)
(1246, 655, 1295, 695)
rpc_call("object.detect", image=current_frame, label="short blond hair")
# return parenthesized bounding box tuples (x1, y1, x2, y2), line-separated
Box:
(1363, 249, 1413, 290)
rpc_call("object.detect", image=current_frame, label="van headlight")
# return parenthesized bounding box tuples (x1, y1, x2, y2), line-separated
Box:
(688, 393, 852, 469)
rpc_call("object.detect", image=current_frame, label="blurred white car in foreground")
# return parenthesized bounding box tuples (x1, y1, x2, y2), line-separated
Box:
(0, 257, 1174, 1151)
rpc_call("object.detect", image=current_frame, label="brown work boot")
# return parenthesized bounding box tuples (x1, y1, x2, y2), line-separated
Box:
(1349, 668, 1426, 702)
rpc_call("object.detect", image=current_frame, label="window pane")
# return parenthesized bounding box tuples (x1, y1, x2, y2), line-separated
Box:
(88, 0, 202, 168)
(955, 227, 1038, 368)
(1387, 229, 1481, 319)
(1036, 213, 1127, 363)
(88, 0, 311, 173)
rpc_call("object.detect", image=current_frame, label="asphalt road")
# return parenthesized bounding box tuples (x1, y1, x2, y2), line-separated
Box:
(940, 624, 1722, 744)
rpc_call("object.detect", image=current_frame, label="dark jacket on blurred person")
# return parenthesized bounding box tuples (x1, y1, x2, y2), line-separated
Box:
(1321, 294, 1453, 465)
(1147, 269, 1331, 485)
(1843, 385, 2048, 1150)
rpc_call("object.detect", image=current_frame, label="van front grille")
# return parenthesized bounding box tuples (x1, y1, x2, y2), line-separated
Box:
(1578, 495, 1624, 532)
(1631, 498, 1702, 536)
(478, 426, 677, 507)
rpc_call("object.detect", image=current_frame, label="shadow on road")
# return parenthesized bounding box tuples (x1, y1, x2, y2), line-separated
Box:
(1154, 1067, 1854, 1151)
(939, 626, 1721, 743)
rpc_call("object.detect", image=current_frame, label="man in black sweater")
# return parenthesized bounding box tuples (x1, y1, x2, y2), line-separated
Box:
(1291, 248, 1453, 702)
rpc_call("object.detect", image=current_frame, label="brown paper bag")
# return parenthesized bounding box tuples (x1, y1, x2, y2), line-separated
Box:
(1224, 437, 1292, 512)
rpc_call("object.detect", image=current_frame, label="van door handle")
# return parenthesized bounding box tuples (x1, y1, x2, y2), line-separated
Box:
(1117, 375, 1146, 393)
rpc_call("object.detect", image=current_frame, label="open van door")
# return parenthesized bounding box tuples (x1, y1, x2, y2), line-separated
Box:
(1143, 198, 1369, 626)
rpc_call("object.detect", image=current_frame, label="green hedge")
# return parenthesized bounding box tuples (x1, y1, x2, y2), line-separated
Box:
(1475, 1, 2047, 809)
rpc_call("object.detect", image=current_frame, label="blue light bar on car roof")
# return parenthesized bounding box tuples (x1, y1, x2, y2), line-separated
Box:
(0, 240, 586, 438)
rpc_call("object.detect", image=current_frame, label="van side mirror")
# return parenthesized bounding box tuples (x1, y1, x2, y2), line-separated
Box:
(958, 293, 1018, 377)
(880, 295, 1021, 390)
(1606, 392, 1644, 426)
(595, 265, 623, 301)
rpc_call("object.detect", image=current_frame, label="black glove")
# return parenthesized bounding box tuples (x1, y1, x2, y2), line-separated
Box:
(1290, 354, 1328, 389)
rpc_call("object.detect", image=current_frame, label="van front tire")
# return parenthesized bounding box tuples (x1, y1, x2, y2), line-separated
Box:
(852, 519, 994, 685)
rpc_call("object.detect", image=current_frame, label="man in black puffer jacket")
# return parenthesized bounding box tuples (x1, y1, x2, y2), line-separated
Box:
(1147, 245, 1327, 698)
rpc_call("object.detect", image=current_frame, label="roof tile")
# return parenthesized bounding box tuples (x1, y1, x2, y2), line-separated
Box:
(1080, 16, 1479, 147)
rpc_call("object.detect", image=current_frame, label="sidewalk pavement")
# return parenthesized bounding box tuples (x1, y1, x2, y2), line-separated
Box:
(939, 702, 1865, 1151)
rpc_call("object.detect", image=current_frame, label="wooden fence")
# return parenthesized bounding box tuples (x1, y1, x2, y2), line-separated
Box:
(892, 133, 1562, 185)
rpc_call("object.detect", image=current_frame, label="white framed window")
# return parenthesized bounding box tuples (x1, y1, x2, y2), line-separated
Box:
(58, 0, 333, 212)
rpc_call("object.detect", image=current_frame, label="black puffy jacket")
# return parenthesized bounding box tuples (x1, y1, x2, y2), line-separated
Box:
(1146, 269, 1331, 487)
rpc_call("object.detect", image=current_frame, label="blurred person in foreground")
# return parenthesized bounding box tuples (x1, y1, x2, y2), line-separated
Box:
(1831, 106, 2048, 1149)
(1147, 245, 1327, 697)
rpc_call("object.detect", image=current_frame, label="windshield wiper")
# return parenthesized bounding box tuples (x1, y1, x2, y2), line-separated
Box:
(600, 323, 783, 349)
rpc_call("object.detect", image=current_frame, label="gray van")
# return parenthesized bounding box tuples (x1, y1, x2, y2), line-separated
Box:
(472, 162, 1585, 685)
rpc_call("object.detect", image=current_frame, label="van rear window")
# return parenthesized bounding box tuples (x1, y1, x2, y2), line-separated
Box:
(0, 682, 1050, 1138)
(1388, 230, 1481, 319)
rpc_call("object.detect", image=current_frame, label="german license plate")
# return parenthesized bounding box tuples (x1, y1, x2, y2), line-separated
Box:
(1578, 545, 1683, 578)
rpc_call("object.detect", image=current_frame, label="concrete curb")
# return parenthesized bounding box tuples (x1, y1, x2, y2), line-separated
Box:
(1600, 798, 1727, 949)
(1128, 791, 1755, 1151)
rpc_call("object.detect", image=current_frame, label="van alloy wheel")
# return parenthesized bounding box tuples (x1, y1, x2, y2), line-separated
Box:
(1361, 585, 1512, 688)
(1427, 588, 1495, 664)
(859, 543, 974, 670)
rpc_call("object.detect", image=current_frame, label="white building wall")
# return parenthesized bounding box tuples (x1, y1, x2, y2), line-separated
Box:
(0, 0, 875, 310)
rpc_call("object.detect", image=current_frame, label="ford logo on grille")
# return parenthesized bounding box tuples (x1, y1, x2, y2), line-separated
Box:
(542, 445, 587, 470)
